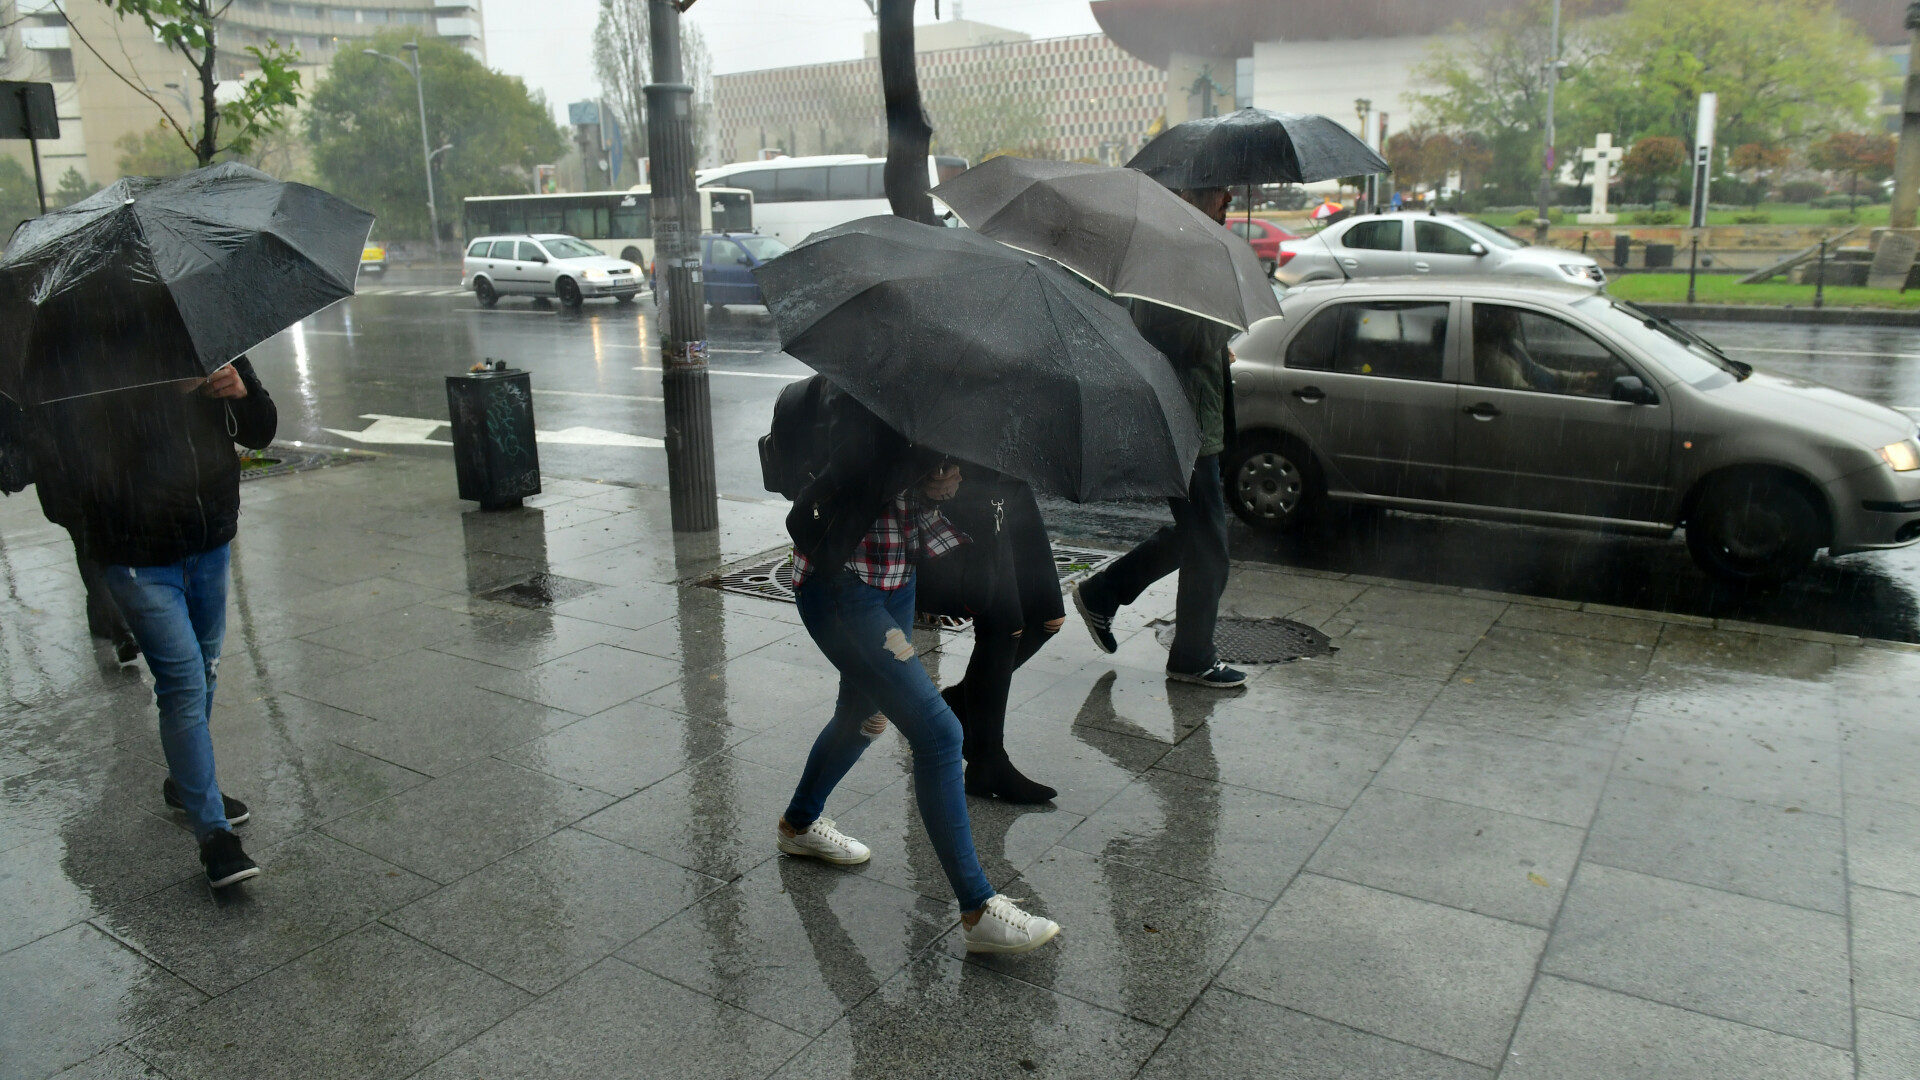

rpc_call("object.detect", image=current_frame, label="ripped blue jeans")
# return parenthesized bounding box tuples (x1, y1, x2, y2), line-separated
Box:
(102, 544, 231, 840)
(784, 567, 994, 912)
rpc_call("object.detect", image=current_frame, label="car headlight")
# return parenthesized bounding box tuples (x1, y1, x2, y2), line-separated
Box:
(1559, 264, 1601, 282)
(583, 268, 608, 280)
(1879, 439, 1920, 471)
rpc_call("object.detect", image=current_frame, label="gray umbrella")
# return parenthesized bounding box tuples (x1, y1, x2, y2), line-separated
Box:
(931, 156, 1280, 332)
(1125, 108, 1390, 189)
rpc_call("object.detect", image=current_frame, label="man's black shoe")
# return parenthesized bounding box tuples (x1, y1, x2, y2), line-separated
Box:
(1072, 581, 1118, 654)
(164, 777, 251, 826)
(199, 829, 259, 888)
(1168, 661, 1248, 688)
(112, 634, 140, 667)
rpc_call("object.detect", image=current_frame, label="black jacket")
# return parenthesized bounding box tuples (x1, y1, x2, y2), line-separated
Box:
(785, 384, 944, 579)
(29, 358, 277, 566)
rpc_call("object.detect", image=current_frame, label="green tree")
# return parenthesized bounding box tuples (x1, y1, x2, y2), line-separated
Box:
(51, 167, 100, 208)
(1727, 142, 1791, 207)
(927, 57, 1050, 164)
(0, 155, 39, 240)
(1807, 130, 1896, 209)
(83, 0, 302, 166)
(1621, 134, 1688, 201)
(592, 0, 714, 178)
(116, 122, 200, 178)
(308, 34, 566, 240)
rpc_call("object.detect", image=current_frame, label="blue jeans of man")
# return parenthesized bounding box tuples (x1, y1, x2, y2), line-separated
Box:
(102, 545, 231, 840)
(1080, 454, 1229, 674)
(784, 568, 995, 912)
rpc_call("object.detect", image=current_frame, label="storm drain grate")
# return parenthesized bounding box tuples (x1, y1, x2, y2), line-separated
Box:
(238, 444, 373, 482)
(480, 573, 603, 609)
(1151, 616, 1337, 664)
(705, 543, 1124, 632)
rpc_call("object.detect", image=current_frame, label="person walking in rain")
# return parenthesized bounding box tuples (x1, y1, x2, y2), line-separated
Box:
(775, 385, 1061, 954)
(1072, 187, 1247, 688)
(25, 356, 276, 889)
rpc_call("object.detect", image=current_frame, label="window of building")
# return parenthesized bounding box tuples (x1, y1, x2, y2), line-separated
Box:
(45, 48, 74, 81)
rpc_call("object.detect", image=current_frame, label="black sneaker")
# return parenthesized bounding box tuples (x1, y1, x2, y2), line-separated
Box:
(199, 829, 260, 888)
(1072, 581, 1118, 654)
(112, 634, 140, 667)
(1168, 661, 1248, 688)
(163, 777, 251, 826)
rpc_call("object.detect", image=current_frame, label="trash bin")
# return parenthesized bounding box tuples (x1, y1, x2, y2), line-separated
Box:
(1644, 243, 1675, 269)
(1612, 235, 1632, 268)
(446, 364, 540, 510)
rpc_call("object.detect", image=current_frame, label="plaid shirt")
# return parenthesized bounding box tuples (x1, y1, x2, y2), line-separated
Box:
(792, 492, 967, 590)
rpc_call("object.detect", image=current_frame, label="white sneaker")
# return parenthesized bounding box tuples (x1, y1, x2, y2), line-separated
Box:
(776, 817, 872, 865)
(963, 895, 1061, 954)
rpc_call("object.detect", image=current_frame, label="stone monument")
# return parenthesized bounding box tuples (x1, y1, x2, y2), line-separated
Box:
(1578, 133, 1625, 225)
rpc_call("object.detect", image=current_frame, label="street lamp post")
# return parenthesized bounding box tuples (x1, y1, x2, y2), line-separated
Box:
(1535, 0, 1563, 243)
(364, 42, 442, 263)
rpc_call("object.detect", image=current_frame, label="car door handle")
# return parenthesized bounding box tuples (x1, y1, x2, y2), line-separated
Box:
(1464, 402, 1501, 420)
(1339, 257, 1359, 268)
(1413, 260, 1430, 271)
(1291, 386, 1326, 404)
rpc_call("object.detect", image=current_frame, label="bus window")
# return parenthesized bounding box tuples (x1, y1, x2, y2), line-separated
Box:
(563, 202, 606, 239)
(721, 169, 776, 202)
(612, 194, 649, 238)
(525, 203, 563, 233)
(775, 167, 829, 203)
(708, 191, 752, 232)
(828, 163, 878, 199)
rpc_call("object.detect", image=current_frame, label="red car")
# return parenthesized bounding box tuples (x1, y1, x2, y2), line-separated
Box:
(1228, 218, 1298, 276)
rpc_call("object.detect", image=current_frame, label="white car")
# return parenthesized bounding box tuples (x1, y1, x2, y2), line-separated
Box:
(1274, 213, 1605, 289)
(462, 233, 643, 308)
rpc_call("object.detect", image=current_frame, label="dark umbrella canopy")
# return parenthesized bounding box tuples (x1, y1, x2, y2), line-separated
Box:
(930, 156, 1281, 332)
(1126, 108, 1389, 189)
(0, 162, 373, 404)
(754, 215, 1202, 502)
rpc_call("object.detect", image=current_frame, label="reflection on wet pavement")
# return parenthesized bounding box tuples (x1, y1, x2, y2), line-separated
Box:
(2, 451, 1918, 1078)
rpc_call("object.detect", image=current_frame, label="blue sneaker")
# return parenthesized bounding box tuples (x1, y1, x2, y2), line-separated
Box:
(1168, 661, 1247, 688)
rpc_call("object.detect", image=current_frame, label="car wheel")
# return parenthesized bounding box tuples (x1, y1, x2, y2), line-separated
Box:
(1685, 472, 1822, 587)
(473, 277, 498, 308)
(1224, 434, 1319, 532)
(556, 277, 584, 308)
(621, 247, 644, 265)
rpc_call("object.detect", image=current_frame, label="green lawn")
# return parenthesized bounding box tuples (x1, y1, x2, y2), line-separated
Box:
(1470, 202, 1888, 228)
(1607, 273, 1920, 309)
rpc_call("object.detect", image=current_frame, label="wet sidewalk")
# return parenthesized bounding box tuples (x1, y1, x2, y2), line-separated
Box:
(4, 453, 1919, 1079)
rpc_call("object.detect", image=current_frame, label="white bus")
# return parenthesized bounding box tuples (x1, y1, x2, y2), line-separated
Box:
(695, 154, 967, 248)
(460, 186, 754, 268)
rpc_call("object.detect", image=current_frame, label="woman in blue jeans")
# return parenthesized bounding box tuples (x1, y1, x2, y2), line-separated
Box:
(775, 387, 1059, 955)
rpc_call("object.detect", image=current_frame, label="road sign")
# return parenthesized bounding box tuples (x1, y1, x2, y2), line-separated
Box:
(0, 82, 58, 140)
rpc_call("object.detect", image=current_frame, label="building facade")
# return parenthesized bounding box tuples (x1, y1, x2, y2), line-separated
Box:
(0, 0, 484, 189)
(711, 23, 1167, 169)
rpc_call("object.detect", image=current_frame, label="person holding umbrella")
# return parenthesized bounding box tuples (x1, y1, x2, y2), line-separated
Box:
(1, 165, 372, 889)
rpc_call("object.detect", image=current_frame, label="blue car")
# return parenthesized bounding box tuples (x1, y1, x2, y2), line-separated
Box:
(652, 231, 790, 311)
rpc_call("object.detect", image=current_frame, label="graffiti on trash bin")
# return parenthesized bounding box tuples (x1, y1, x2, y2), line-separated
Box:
(486, 381, 532, 462)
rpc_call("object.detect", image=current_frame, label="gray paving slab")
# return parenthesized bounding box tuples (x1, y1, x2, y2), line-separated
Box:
(1335, 587, 1509, 635)
(128, 923, 528, 1080)
(1153, 708, 1400, 809)
(1647, 624, 1837, 681)
(638, 652, 843, 731)
(1632, 673, 1841, 743)
(1614, 714, 1842, 815)
(1020, 662, 1248, 746)
(1218, 873, 1546, 1067)
(1305, 786, 1585, 928)
(1462, 626, 1655, 680)
(0, 754, 199, 909)
(1373, 722, 1614, 827)
(1420, 665, 1638, 749)
(767, 950, 1166, 1080)
(1057, 767, 1340, 901)
(319, 756, 613, 883)
(1853, 885, 1920, 1020)
(411, 957, 809, 1080)
(1245, 658, 1442, 739)
(384, 827, 724, 994)
(1845, 795, 1920, 899)
(0, 682, 160, 772)
(1858, 1007, 1920, 1080)
(1319, 621, 1483, 680)
(1543, 862, 1852, 1047)
(45, 1046, 161, 1079)
(1494, 604, 1664, 646)
(295, 602, 500, 661)
(495, 699, 737, 797)
(475, 642, 687, 716)
(721, 705, 914, 798)
(1844, 723, 1920, 808)
(0, 922, 203, 1080)
(1135, 988, 1491, 1080)
(0, 835, 114, 954)
(831, 778, 1084, 902)
(1584, 777, 1847, 913)
(603, 598, 803, 664)
(1501, 975, 1854, 1080)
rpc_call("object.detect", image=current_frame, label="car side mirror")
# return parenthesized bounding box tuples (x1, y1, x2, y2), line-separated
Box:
(1611, 374, 1658, 405)
(528, 254, 547, 264)
(737, 255, 753, 266)
(1468, 242, 1488, 257)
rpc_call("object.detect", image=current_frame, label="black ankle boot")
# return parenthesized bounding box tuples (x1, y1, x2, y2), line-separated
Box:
(965, 756, 1057, 804)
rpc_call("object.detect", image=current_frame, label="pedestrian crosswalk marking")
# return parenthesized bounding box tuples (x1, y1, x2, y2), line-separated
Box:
(323, 413, 661, 448)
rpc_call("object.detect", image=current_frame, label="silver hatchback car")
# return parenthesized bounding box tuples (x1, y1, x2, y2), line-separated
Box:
(1275, 213, 1605, 289)
(1227, 280, 1920, 584)
(462, 233, 643, 308)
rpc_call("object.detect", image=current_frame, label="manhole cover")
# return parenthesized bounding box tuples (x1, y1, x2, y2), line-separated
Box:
(239, 443, 373, 482)
(704, 542, 1123, 633)
(480, 573, 602, 609)
(1151, 616, 1336, 664)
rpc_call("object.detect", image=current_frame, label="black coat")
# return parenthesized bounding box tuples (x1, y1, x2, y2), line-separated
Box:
(785, 385, 944, 579)
(29, 358, 277, 566)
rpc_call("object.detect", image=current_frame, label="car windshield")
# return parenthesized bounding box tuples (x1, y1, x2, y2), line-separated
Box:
(1452, 219, 1527, 250)
(541, 237, 602, 259)
(1575, 295, 1751, 385)
(734, 235, 789, 262)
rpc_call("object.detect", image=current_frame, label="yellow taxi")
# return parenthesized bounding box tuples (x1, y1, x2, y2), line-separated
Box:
(359, 241, 387, 274)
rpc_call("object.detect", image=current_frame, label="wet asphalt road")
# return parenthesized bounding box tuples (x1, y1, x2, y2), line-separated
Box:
(248, 284, 1920, 642)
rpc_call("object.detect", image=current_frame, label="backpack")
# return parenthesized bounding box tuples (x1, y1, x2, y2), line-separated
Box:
(759, 374, 837, 500)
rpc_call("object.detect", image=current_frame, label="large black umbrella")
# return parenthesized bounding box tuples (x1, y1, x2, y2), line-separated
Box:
(0, 162, 373, 404)
(930, 156, 1280, 332)
(1126, 108, 1389, 190)
(754, 215, 1201, 502)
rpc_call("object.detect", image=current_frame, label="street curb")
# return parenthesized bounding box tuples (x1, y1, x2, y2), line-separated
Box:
(1638, 302, 1920, 327)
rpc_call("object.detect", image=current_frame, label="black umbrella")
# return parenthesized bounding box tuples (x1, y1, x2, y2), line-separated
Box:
(754, 215, 1202, 503)
(930, 156, 1280, 333)
(0, 162, 373, 404)
(1125, 108, 1389, 189)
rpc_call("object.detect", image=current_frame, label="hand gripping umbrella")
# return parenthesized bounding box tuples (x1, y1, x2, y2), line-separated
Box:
(930, 156, 1280, 333)
(753, 215, 1202, 503)
(0, 162, 374, 404)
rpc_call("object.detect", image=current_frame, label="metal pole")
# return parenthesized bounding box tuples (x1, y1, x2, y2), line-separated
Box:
(1686, 233, 1699, 303)
(408, 45, 441, 264)
(646, 0, 717, 532)
(1814, 238, 1827, 309)
(1536, 0, 1561, 243)
(27, 136, 45, 214)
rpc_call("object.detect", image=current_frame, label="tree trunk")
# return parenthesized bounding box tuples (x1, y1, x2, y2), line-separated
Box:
(1850, 172, 1859, 212)
(877, 0, 935, 224)
(192, 5, 219, 167)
